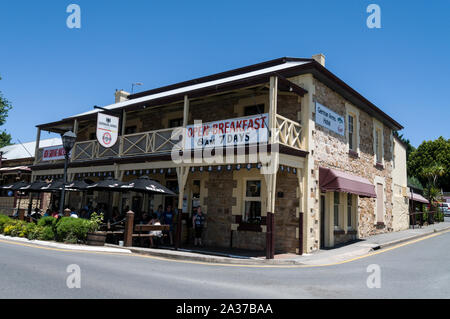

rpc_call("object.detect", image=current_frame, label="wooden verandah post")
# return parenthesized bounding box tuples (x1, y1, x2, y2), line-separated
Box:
(264, 76, 278, 260)
(174, 95, 190, 250)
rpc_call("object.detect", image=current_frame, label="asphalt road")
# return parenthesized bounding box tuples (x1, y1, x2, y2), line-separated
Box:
(0, 230, 449, 299)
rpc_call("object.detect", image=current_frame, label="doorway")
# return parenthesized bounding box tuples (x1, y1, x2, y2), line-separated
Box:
(320, 195, 326, 249)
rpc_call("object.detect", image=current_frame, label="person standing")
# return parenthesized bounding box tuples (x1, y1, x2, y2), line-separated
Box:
(192, 206, 205, 247)
(163, 204, 175, 245)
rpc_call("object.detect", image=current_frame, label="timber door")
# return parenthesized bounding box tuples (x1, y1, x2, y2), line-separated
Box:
(320, 195, 326, 248)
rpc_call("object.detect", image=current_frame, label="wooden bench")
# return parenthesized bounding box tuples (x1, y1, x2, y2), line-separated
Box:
(132, 224, 170, 247)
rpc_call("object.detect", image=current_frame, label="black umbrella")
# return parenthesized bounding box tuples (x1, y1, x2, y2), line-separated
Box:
(1, 180, 29, 191)
(39, 180, 65, 192)
(19, 180, 49, 192)
(86, 177, 124, 191)
(119, 176, 176, 196)
(65, 179, 92, 191)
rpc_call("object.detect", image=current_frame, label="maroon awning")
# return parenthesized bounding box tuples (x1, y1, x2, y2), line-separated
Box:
(410, 193, 429, 204)
(319, 167, 377, 198)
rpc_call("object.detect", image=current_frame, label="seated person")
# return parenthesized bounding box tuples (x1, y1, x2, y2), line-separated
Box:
(149, 213, 163, 247)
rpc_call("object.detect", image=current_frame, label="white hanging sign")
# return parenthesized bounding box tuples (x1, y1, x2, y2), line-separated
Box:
(97, 113, 119, 148)
(184, 113, 269, 150)
(315, 102, 345, 136)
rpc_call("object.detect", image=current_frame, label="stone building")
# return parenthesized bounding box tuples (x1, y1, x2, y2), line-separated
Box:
(31, 55, 406, 257)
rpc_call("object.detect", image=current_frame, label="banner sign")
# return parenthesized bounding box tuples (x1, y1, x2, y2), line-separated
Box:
(42, 145, 67, 161)
(184, 113, 269, 150)
(315, 102, 345, 136)
(97, 113, 119, 148)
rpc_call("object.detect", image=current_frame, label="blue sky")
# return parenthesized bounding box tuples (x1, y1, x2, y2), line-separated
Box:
(0, 0, 448, 147)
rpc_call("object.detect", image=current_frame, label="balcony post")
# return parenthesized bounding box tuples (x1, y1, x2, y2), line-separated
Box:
(33, 128, 41, 165)
(119, 109, 127, 156)
(268, 76, 278, 144)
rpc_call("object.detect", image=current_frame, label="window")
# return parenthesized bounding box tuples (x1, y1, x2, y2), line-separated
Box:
(244, 104, 264, 116)
(334, 192, 340, 228)
(347, 194, 353, 228)
(348, 114, 355, 151)
(243, 180, 262, 223)
(375, 129, 382, 163)
(125, 126, 137, 135)
(169, 118, 183, 128)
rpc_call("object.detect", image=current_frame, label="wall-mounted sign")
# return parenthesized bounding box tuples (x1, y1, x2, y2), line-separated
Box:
(42, 145, 67, 161)
(97, 113, 119, 148)
(315, 102, 345, 136)
(184, 114, 269, 150)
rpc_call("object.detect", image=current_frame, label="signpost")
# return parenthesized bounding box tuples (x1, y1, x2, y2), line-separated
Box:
(97, 113, 119, 148)
(315, 102, 345, 136)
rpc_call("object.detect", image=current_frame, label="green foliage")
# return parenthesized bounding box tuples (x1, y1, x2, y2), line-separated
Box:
(407, 176, 423, 190)
(88, 212, 104, 232)
(40, 226, 55, 241)
(3, 220, 27, 237)
(37, 216, 58, 233)
(0, 214, 11, 232)
(408, 137, 450, 191)
(55, 217, 93, 243)
(0, 75, 12, 147)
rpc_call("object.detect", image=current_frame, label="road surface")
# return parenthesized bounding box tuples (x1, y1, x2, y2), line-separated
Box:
(0, 230, 449, 299)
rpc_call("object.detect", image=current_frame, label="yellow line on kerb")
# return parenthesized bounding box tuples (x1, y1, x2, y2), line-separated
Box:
(1, 229, 449, 269)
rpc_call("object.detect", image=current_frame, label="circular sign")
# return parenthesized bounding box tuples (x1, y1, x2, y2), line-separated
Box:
(102, 132, 112, 145)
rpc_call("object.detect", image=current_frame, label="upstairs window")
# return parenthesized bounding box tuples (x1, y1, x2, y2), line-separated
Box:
(244, 104, 264, 116)
(169, 118, 183, 128)
(348, 114, 356, 151)
(375, 128, 382, 163)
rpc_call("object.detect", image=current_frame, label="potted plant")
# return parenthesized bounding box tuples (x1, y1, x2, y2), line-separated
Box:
(86, 212, 107, 246)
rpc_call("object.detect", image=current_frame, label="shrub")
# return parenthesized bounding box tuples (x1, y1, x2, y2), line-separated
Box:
(3, 220, 27, 237)
(56, 217, 93, 243)
(38, 216, 58, 229)
(0, 215, 12, 233)
(40, 226, 55, 241)
(27, 225, 45, 240)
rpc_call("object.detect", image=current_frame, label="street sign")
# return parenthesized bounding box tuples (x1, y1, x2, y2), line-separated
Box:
(96, 112, 119, 148)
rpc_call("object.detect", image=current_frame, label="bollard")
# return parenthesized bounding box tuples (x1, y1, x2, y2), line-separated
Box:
(124, 210, 135, 247)
(18, 209, 25, 221)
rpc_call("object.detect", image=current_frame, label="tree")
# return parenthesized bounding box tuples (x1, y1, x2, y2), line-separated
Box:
(408, 137, 450, 191)
(0, 75, 12, 148)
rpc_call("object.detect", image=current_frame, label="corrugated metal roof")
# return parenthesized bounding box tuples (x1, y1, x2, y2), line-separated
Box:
(0, 137, 62, 161)
(66, 61, 308, 119)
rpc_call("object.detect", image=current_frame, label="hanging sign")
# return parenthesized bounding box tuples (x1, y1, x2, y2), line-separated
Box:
(97, 113, 119, 148)
(315, 102, 345, 136)
(42, 145, 67, 161)
(185, 114, 269, 150)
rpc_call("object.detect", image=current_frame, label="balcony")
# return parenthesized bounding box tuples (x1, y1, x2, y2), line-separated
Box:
(34, 115, 303, 165)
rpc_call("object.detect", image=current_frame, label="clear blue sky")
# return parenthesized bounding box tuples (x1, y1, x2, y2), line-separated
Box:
(0, 0, 448, 147)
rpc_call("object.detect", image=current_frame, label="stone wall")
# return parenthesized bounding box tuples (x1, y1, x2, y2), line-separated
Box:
(274, 170, 300, 253)
(312, 78, 394, 242)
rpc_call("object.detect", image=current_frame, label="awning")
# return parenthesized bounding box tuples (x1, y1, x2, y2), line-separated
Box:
(319, 167, 377, 198)
(410, 193, 429, 204)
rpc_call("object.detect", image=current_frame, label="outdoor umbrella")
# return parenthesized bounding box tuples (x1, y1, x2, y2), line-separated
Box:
(19, 180, 49, 192)
(39, 179, 65, 192)
(1, 180, 29, 191)
(18, 180, 49, 213)
(65, 179, 92, 191)
(86, 177, 125, 191)
(119, 176, 176, 196)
